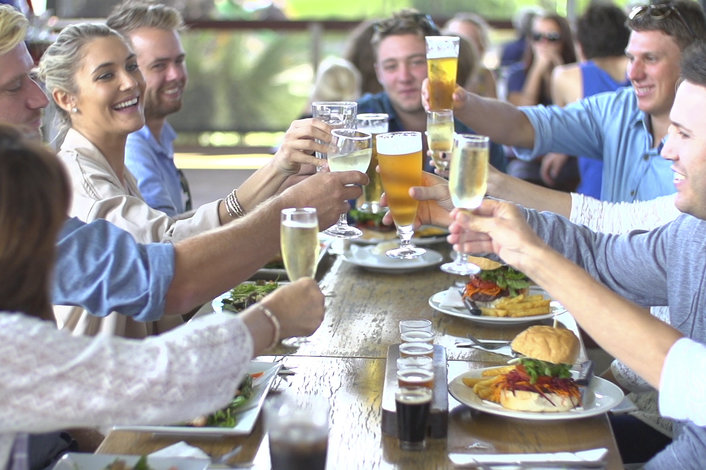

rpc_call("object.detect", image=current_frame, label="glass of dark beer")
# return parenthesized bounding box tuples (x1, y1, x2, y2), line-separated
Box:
(395, 387, 432, 450)
(265, 394, 329, 470)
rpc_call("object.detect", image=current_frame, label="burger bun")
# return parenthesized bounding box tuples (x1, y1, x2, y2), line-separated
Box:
(511, 325, 580, 365)
(499, 389, 580, 412)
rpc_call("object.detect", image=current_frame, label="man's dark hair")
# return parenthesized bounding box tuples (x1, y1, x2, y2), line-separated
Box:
(577, 4, 629, 59)
(371, 9, 440, 55)
(681, 40, 706, 87)
(627, 0, 706, 51)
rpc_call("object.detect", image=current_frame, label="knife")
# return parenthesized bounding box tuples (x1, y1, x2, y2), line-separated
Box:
(448, 447, 608, 468)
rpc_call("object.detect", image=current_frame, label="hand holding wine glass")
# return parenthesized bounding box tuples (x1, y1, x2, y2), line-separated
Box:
(440, 134, 489, 275)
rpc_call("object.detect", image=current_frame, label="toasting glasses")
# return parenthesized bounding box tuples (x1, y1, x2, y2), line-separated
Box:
(440, 134, 489, 275)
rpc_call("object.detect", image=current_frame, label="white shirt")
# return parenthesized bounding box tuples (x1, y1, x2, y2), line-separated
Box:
(660, 338, 706, 426)
(0, 311, 253, 468)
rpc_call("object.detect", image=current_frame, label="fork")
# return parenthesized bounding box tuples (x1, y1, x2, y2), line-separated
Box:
(455, 333, 510, 350)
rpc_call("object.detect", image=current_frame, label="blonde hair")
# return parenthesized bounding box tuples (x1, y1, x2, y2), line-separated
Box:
(107, 0, 185, 36)
(311, 57, 361, 103)
(0, 4, 28, 55)
(38, 23, 126, 139)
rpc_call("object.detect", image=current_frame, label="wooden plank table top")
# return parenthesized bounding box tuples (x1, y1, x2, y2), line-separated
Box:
(97, 245, 622, 468)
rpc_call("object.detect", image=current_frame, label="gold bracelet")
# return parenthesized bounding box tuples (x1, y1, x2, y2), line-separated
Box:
(259, 304, 280, 349)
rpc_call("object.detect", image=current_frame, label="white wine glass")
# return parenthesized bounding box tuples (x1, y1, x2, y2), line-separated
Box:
(426, 109, 454, 173)
(324, 129, 372, 239)
(376, 131, 426, 259)
(440, 134, 489, 275)
(280, 207, 320, 347)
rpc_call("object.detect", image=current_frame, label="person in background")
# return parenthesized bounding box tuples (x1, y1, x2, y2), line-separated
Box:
(505, 11, 578, 191)
(499, 6, 543, 68)
(0, 123, 325, 469)
(356, 9, 506, 173)
(300, 56, 361, 118)
(443, 12, 497, 98)
(546, 3, 630, 198)
(343, 19, 383, 96)
(430, 0, 705, 204)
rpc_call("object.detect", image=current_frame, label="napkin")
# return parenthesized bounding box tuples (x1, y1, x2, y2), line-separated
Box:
(440, 287, 464, 308)
(150, 441, 210, 460)
(449, 447, 608, 468)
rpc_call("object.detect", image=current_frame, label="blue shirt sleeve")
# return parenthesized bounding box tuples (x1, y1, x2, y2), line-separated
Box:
(53, 218, 174, 321)
(125, 132, 182, 217)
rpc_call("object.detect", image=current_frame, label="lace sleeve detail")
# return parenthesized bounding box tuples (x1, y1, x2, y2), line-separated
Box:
(570, 193, 680, 234)
(0, 312, 253, 434)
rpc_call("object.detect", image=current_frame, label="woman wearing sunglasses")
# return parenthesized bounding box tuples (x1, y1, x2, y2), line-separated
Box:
(505, 12, 578, 192)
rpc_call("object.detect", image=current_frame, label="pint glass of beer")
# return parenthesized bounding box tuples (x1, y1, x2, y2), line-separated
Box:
(355, 113, 389, 214)
(376, 131, 426, 259)
(425, 36, 459, 111)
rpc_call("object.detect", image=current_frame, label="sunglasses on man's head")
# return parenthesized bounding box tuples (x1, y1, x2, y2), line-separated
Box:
(628, 3, 697, 39)
(531, 32, 561, 43)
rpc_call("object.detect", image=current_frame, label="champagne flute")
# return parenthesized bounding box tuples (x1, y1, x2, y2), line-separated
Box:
(425, 36, 459, 111)
(376, 131, 426, 259)
(324, 129, 372, 238)
(280, 207, 320, 347)
(440, 134, 489, 275)
(355, 113, 389, 214)
(311, 101, 357, 170)
(426, 110, 454, 173)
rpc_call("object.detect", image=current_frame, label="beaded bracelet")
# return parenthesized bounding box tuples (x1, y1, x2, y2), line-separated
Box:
(224, 189, 245, 218)
(259, 304, 281, 349)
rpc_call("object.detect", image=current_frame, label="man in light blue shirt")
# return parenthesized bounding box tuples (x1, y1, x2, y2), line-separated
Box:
(109, 4, 192, 216)
(439, 0, 706, 203)
(125, 123, 189, 216)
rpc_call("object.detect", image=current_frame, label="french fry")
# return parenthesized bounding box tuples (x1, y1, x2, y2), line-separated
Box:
(480, 294, 551, 318)
(462, 377, 487, 387)
(481, 365, 515, 376)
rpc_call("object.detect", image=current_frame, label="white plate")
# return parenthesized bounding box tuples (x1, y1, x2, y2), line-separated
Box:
(52, 454, 208, 470)
(211, 281, 288, 314)
(341, 244, 443, 273)
(113, 361, 281, 436)
(449, 367, 624, 421)
(352, 225, 448, 246)
(427, 287, 564, 325)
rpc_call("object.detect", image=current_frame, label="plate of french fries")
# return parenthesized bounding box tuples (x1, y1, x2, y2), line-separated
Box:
(428, 286, 565, 325)
(448, 366, 624, 421)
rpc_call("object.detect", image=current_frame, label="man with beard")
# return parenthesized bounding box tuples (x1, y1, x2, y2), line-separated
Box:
(107, 2, 193, 216)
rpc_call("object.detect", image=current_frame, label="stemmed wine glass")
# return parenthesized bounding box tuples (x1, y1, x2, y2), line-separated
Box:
(376, 131, 426, 259)
(323, 129, 372, 238)
(440, 134, 489, 275)
(426, 109, 454, 173)
(280, 207, 320, 347)
(355, 113, 389, 214)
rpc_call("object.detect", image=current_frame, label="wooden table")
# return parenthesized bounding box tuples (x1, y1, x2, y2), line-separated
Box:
(97, 247, 623, 469)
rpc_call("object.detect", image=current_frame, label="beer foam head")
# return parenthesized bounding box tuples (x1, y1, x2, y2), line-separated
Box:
(425, 35, 460, 59)
(376, 131, 422, 155)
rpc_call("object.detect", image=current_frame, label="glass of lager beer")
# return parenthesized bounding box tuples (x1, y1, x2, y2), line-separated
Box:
(426, 109, 454, 173)
(440, 134, 489, 275)
(355, 113, 389, 214)
(425, 36, 459, 111)
(376, 131, 426, 259)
